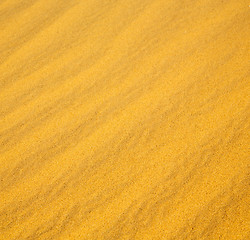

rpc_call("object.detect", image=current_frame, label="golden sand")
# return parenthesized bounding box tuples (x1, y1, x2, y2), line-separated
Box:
(0, 0, 249, 239)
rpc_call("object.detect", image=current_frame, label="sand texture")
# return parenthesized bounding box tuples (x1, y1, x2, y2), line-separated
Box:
(0, 0, 249, 239)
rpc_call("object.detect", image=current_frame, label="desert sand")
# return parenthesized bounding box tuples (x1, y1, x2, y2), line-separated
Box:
(0, 0, 249, 239)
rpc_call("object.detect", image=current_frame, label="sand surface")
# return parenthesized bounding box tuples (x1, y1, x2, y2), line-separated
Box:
(0, 0, 249, 239)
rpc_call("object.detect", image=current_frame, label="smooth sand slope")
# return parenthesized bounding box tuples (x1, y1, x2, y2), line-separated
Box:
(0, 0, 249, 239)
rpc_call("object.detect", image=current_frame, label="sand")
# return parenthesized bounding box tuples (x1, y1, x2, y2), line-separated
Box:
(0, 0, 249, 239)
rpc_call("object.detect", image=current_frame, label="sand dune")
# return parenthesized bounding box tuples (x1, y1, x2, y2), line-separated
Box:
(0, 0, 249, 239)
